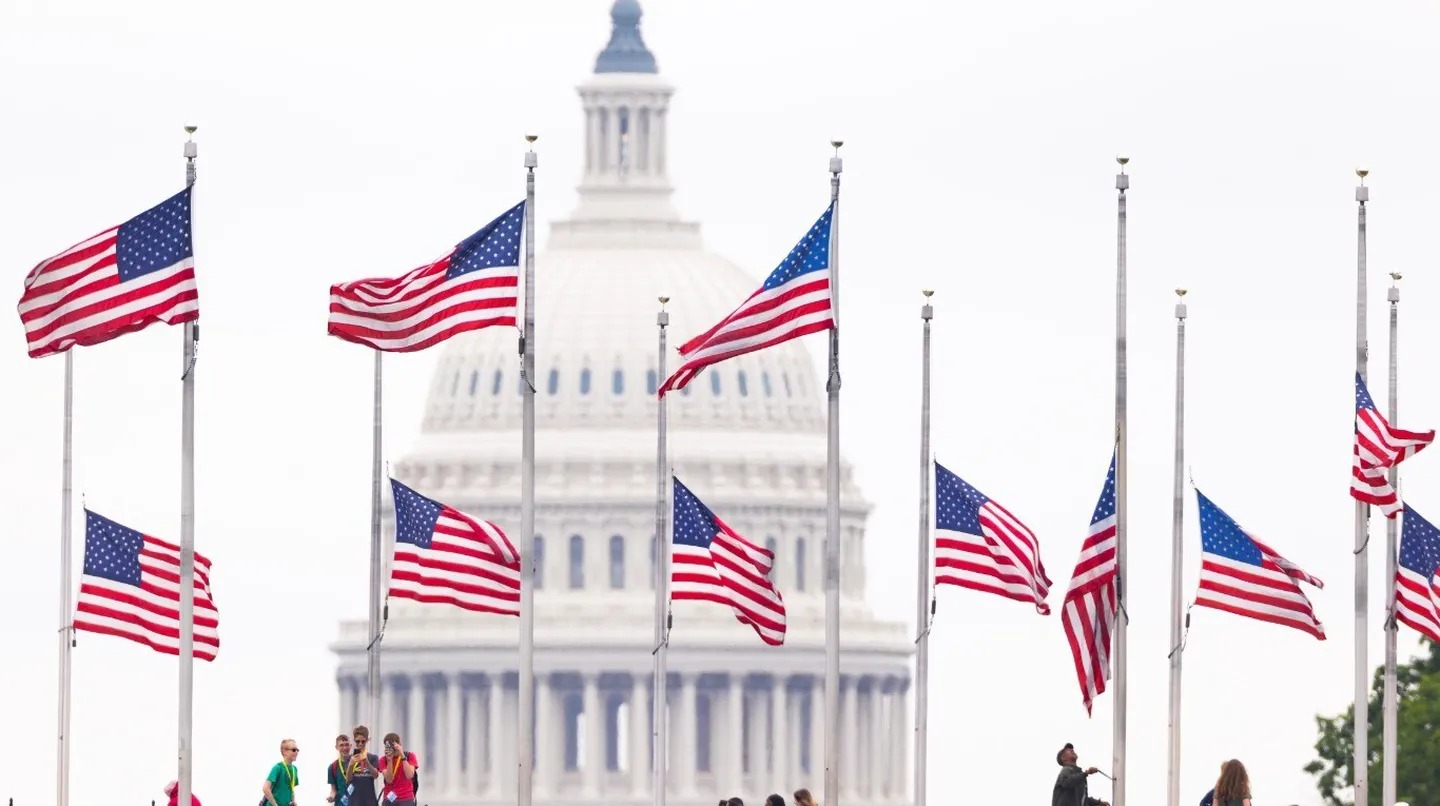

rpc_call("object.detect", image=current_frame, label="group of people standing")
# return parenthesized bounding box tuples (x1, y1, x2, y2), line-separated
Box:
(718, 788, 819, 806)
(1051, 743, 1256, 806)
(253, 728, 421, 806)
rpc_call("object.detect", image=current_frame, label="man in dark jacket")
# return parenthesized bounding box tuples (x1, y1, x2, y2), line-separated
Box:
(1052, 743, 1109, 806)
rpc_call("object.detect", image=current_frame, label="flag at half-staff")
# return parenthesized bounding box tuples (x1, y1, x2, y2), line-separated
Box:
(327, 201, 524, 352)
(671, 476, 786, 645)
(75, 510, 220, 660)
(1061, 452, 1119, 715)
(17, 188, 198, 358)
(933, 461, 1051, 614)
(1395, 505, 1440, 643)
(657, 205, 834, 395)
(1193, 489, 1325, 639)
(1352, 373, 1434, 518)
(389, 479, 521, 616)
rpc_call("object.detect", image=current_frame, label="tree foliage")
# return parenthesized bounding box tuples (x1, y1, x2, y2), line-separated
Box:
(1304, 638, 1439, 806)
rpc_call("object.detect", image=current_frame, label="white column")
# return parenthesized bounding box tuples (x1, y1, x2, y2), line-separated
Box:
(466, 685, 483, 797)
(445, 674, 463, 795)
(534, 673, 553, 795)
(727, 675, 744, 791)
(770, 676, 786, 792)
(808, 677, 823, 794)
(869, 680, 885, 799)
(655, 110, 667, 175)
(407, 677, 427, 764)
(381, 676, 400, 739)
(485, 676, 503, 800)
(678, 674, 697, 796)
(629, 673, 647, 795)
(584, 673, 604, 796)
(893, 681, 909, 802)
(843, 677, 859, 799)
(747, 689, 765, 791)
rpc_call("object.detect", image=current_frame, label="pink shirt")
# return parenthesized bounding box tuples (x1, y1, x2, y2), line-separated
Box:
(378, 752, 419, 801)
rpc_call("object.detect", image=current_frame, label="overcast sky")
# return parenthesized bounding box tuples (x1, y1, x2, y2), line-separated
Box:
(4, 1, 1440, 805)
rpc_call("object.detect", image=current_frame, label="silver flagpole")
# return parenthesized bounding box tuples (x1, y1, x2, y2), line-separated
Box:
(913, 290, 934, 806)
(652, 296, 671, 806)
(366, 347, 382, 738)
(517, 134, 539, 806)
(1112, 154, 1129, 806)
(56, 350, 74, 806)
(1382, 270, 1400, 806)
(177, 123, 199, 806)
(1166, 289, 1188, 806)
(823, 140, 844, 806)
(1354, 167, 1371, 806)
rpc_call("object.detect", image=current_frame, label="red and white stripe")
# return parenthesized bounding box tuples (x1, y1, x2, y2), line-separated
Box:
(1061, 510, 1117, 716)
(390, 509, 520, 616)
(659, 272, 832, 395)
(75, 536, 219, 661)
(1394, 565, 1440, 644)
(1353, 407, 1433, 518)
(18, 227, 197, 358)
(935, 501, 1052, 614)
(328, 256, 517, 353)
(1196, 535, 1325, 640)
(672, 519, 787, 646)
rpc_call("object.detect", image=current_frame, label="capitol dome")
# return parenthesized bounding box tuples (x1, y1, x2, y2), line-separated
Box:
(332, 4, 913, 804)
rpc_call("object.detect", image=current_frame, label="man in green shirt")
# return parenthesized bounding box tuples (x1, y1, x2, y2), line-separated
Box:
(263, 738, 301, 806)
(1053, 742, 1108, 806)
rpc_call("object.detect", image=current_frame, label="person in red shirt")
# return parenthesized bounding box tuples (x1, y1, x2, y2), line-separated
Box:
(377, 732, 419, 806)
(162, 780, 201, 806)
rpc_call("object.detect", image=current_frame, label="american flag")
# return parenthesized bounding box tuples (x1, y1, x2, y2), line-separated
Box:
(389, 479, 520, 616)
(1395, 505, 1440, 644)
(933, 461, 1052, 614)
(75, 510, 219, 660)
(328, 201, 523, 353)
(1194, 490, 1325, 639)
(17, 188, 198, 359)
(1061, 452, 1119, 715)
(1352, 373, 1434, 518)
(657, 205, 834, 395)
(670, 476, 786, 645)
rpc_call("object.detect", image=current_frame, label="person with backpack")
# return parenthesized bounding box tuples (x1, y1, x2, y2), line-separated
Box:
(378, 731, 420, 806)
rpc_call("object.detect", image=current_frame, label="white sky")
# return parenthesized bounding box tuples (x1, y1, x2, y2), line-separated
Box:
(3, 1, 1440, 805)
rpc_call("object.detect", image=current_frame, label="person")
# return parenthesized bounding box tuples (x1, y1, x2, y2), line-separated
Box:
(1213, 759, 1252, 806)
(162, 780, 201, 806)
(717, 799, 743, 806)
(1053, 742, 1109, 806)
(765, 795, 786, 806)
(326, 734, 352, 805)
(1200, 759, 1223, 806)
(345, 725, 381, 806)
(793, 788, 818, 806)
(378, 732, 420, 806)
(262, 738, 301, 806)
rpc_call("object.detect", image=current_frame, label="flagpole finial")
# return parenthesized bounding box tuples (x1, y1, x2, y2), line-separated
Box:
(1174, 288, 1188, 319)
(1116, 153, 1129, 169)
(524, 135, 538, 169)
(921, 289, 934, 321)
(184, 125, 197, 139)
(1389, 273, 1401, 303)
(1389, 272, 1402, 284)
(1356, 165, 1369, 182)
(1115, 154, 1130, 190)
(830, 140, 844, 176)
(1356, 166, 1369, 202)
(922, 289, 934, 298)
(657, 295, 669, 326)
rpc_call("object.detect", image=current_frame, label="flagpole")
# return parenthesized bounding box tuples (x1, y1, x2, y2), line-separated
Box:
(1166, 289, 1188, 806)
(913, 289, 934, 806)
(1353, 167, 1371, 806)
(176, 123, 199, 806)
(652, 296, 672, 806)
(1382, 270, 1400, 806)
(56, 349, 74, 806)
(1112, 154, 1129, 806)
(517, 134, 539, 806)
(823, 140, 844, 806)
(366, 345, 382, 739)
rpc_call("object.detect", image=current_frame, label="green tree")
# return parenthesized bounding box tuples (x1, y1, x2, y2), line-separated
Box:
(1304, 638, 1439, 806)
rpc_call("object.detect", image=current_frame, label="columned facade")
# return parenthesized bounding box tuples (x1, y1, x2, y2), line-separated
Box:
(336, 671, 909, 804)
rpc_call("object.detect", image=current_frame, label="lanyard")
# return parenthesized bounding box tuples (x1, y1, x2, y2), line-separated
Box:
(280, 761, 296, 789)
(336, 754, 350, 783)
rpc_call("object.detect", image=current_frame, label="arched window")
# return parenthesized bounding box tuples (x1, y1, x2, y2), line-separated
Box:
(762, 372, 773, 397)
(738, 371, 749, 397)
(580, 368, 592, 396)
(609, 535, 625, 589)
(492, 369, 503, 396)
(710, 372, 721, 397)
(612, 368, 624, 395)
(795, 537, 806, 592)
(646, 369, 657, 395)
(468, 370, 479, 396)
(534, 535, 546, 590)
(569, 535, 585, 589)
(547, 368, 560, 396)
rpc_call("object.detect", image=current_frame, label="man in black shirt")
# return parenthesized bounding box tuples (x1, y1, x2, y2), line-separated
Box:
(343, 725, 382, 806)
(1052, 743, 1109, 806)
